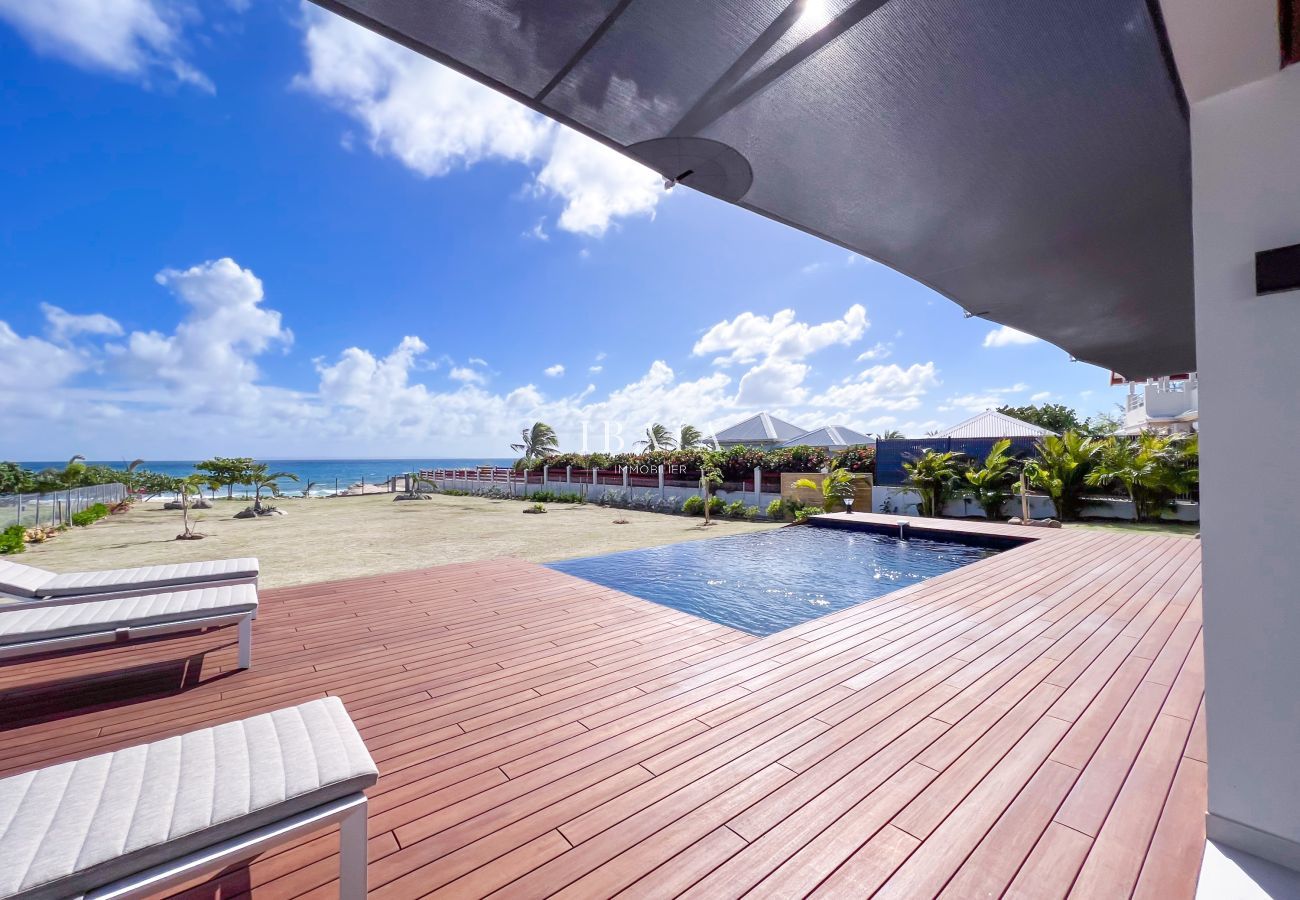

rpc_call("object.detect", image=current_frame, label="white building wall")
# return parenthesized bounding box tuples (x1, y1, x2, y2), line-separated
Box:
(1193, 63, 1300, 869)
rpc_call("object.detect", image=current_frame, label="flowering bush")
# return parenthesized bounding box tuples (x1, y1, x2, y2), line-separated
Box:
(833, 446, 876, 474)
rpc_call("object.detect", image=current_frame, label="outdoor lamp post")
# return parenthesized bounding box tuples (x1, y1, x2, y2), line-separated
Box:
(844, 496, 854, 514)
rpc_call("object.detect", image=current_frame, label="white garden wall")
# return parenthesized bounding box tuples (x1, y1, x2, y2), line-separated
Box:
(871, 485, 1199, 522)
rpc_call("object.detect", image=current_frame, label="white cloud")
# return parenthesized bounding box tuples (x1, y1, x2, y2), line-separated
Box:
(523, 219, 549, 241)
(939, 393, 1004, 413)
(693, 304, 868, 366)
(293, 6, 662, 237)
(810, 362, 939, 412)
(449, 365, 485, 385)
(467, 357, 488, 366)
(107, 258, 292, 413)
(544, 364, 565, 377)
(1030, 391, 1053, 402)
(0, 321, 86, 391)
(41, 303, 123, 341)
(589, 365, 603, 374)
(983, 325, 1040, 348)
(855, 341, 892, 362)
(736, 358, 810, 406)
(800, 262, 824, 275)
(0, 0, 212, 91)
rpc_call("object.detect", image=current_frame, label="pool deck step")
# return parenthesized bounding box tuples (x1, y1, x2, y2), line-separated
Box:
(0, 521, 1204, 899)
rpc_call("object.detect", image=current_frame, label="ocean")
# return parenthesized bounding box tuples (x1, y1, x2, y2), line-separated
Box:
(20, 459, 514, 495)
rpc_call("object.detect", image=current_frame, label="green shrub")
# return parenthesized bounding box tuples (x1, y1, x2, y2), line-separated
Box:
(0, 524, 25, 554)
(70, 503, 110, 527)
(766, 498, 784, 520)
(528, 490, 583, 504)
(682, 495, 704, 516)
(793, 504, 824, 524)
(707, 496, 725, 515)
(725, 500, 746, 519)
(744, 505, 759, 520)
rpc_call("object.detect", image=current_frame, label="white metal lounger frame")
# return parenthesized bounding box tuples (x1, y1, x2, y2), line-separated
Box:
(84, 792, 368, 900)
(0, 610, 256, 669)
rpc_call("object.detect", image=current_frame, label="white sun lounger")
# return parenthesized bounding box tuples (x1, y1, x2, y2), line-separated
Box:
(0, 558, 259, 607)
(0, 584, 259, 669)
(0, 697, 377, 900)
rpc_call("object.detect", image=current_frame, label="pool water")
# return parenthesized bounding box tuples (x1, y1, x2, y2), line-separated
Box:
(546, 526, 998, 636)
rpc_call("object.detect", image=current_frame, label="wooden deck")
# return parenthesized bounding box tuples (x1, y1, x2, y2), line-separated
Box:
(0, 519, 1205, 898)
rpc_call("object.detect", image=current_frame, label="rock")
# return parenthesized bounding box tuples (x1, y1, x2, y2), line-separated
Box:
(523, 507, 546, 514)
(163, 501, 186, 510)
(233, 508, 256, 519)
(394, 494, 431, 502)
(1021, 518, 1062, 528)
(191, 499, 213, 509)
(1007, 516, 1023, 525)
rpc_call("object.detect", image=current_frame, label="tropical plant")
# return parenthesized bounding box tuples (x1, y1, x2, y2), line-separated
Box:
(879, 429, 905, 440)
(1022, 430, 1100, 521)
(682, 495, 704, 516)
(511, 422, 560, 460)
(196, 457, 256, 499)
(0, 524, 27, 554)
(793, 468, 857, 512)
(0, 462, 35, 494)
(724, 499, 746, 519)
(1085, 432, 1193, 521)
(793, 505, 824, 524)
(637, 423, 677, 452)
(963, 438, 1018, 520)
(902, 449, 964, 517)
(132, 471, 182, 502)
(70, 503, 110, 527)
(766, 497, 785, 520)
(1083, 408, 1125, 437)
(245, 463, 298, 511)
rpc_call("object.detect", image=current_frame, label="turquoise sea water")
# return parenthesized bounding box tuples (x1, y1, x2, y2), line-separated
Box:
(19, 459, 514, 495)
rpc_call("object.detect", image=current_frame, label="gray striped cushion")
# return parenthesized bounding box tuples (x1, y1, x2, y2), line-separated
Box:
(39, 558, 259, 598)
(0, 562, 53, 599)
(0, 697, 377, 899)
(0, 585, 258, 647)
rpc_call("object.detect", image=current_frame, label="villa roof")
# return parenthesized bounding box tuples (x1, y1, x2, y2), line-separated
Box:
(935, 409, 1055, 439)
(312, 0, 1196, 379)
(714, 412, 805, 444)
(778, 425, 873, 449)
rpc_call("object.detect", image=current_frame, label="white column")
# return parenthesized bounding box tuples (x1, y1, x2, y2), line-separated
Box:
(1193, 63, 1300, 871)
(658, 464, 665, 500)
(622, 466, 629, 488)
(754, 466, 762, 506)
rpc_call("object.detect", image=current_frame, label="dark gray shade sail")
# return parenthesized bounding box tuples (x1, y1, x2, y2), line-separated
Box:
(312, 0, 1195, 379)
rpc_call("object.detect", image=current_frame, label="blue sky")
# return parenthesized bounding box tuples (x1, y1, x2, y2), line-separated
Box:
(0, 0, 1113, 460)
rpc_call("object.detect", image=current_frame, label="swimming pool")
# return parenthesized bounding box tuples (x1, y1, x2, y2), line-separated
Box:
(546, 525, 998, 636)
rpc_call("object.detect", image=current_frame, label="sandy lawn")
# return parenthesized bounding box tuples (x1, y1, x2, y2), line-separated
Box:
(16, 494, 781, 588)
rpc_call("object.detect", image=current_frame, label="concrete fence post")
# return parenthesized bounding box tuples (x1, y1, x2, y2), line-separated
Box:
(543, 466, 549, 486)
(658, 465, 665, 500)
(754, 466, 762, 506)
(566, 466, 572, 485)
(622, 466, 629, 488)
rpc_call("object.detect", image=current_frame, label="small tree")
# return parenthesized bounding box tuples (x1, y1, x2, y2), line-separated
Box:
(176, 474, 207, 539)
(902, 449, 963, 517)
(964, 438, 1017, 519)
(1086, 432, 1192, 521)
(879, 429, 905, 440)
(699, 456, 723, 526)
(197, 457, 255, 499)
(678, 425, 710, 449)
(996, 403, 1081, 434)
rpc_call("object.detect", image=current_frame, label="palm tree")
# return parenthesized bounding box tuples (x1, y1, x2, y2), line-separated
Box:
(879, 429, 905, 440)
(511, 422, 559, 460)
(794, 468, 857, 513)
(902, 449, 963, 517)
(245, 463, 298, 512)
(678, 425, 710, 449)
(963, 439, 1017, 520)
(1086, 432, 1191, 521)
(1023, 430, 1099, 521)
(636, 423, 676, 451)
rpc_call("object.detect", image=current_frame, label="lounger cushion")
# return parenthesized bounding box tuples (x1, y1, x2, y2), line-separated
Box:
(0, 697, 377, 900)
(38, 558, 260, 598)
(0, 561, 52, 599)
(0, 585, 258, 647)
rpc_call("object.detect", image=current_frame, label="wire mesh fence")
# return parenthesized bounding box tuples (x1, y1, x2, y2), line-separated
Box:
(0, 483, 127, 529)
